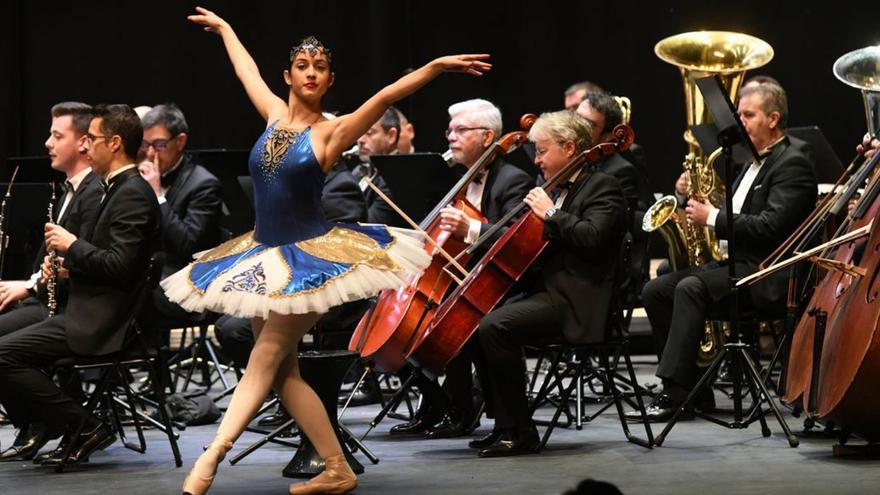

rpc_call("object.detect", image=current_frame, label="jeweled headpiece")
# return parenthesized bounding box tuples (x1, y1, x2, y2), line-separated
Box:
(289, 36, 332, 65)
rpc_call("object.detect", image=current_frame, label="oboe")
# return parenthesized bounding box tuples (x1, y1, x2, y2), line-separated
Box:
(46, 183, 58, 317)
(0, 166, 20, 280)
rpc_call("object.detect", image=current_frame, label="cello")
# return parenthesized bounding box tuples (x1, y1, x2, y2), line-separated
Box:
(349, 115, 536, 373)
(406, 125, 634, 376)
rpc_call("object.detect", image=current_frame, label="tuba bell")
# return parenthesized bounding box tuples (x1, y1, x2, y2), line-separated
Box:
(643, 31, 773, 366)
(833, 45, 880, 138)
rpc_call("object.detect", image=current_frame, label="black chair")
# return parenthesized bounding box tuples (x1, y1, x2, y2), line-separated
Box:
(526, 238, 654, 451)
(52, 255, 183, 472)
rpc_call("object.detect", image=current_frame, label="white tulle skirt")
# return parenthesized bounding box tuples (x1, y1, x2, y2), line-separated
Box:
(161, 224, 430, 319)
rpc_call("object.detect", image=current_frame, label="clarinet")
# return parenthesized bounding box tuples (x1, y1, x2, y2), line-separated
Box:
(0, 166, 20, 280)
(46, 183, 58, 317)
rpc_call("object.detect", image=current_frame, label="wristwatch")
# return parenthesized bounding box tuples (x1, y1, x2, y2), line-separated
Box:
(544, 208, 557, 220)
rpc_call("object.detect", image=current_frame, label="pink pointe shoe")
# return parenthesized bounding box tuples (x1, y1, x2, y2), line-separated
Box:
(182, 436, 234, 495)
(288, 453, 358, 494)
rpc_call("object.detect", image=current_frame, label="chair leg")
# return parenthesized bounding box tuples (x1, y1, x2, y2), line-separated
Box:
(536, 359, 585, 452)
(117, 364, 148, 454)
(610, 345, 653, 448)
(55, 367, 114, 473)
(146, 359, 183, 467)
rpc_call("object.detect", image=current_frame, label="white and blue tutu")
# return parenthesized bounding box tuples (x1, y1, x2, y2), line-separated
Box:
(161, 123, 430, 319)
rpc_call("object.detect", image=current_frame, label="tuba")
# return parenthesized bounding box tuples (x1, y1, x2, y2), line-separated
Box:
(833, 45, 880, 139)
(643, 31, 773, 366)
(643, 31, 774, 271)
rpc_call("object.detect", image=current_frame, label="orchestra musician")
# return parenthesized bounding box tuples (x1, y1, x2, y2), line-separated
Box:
(0, 102, 103, 462)
(137, 104, 224, 335)
(627, 81, 818, 422)
(390, 99, 533, 438)
(0, 104, 162, 466)
(471, 110, 626, 457)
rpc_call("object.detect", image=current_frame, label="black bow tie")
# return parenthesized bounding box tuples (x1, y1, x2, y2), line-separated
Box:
(557, 181, 573, 191)
(62, 180, 73, 194)
(100, 180, 111, 194)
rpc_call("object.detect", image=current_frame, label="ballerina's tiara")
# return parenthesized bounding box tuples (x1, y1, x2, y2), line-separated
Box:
(289, 36, 332, 64)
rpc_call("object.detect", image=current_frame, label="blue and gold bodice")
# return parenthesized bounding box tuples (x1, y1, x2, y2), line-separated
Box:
(250, 122, 330, 246)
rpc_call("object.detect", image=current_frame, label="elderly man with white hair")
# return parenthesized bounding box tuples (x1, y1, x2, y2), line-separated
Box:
(391, 98, 533, 440)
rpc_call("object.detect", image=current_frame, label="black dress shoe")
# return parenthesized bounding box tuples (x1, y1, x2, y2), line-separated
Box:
(468, 430, 502, 449)
(425, 410, 480, 439)
(624, 392, 691, 423)
(389, 404, 443, 435)
(41, 422, 115, 466)
(0, 423, 58, 462)
(478, 425, 540, 458)
(35, 431, 72, 465)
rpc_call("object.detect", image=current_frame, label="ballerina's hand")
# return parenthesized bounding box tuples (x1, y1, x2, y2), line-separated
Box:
(187, 6, 229, 34)
(433, 54, 492, 76)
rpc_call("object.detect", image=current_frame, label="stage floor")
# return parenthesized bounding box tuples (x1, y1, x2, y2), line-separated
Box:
(2, 357, 879, 495)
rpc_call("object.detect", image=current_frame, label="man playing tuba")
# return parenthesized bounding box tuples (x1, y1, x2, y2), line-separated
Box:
(628, 81, 817, 421)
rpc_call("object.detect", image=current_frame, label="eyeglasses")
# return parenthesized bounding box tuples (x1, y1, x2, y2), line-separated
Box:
(444, 126, 488, 138)
(140, 137, 176, 152)
(86, 133, 112, 143)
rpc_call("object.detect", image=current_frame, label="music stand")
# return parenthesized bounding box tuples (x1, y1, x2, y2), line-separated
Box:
(369, 153, 458, 224)
(655, 75, 799, 448)
(787, 126, 844, 184)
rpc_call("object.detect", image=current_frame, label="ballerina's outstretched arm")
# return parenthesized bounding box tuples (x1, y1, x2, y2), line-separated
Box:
(315, 54, 492, 170)
(188, 6, 288, 122)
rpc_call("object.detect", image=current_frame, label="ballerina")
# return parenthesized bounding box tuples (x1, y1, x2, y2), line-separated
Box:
(166, 6, 490, 495)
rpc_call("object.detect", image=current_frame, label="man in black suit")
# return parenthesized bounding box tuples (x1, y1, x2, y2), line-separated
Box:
(0, 104, 161, 465)
(352, 106, 405, 226)
(392, 99, 533, 438)
(473, 110, 626, 457)
(0, 102, 103, 461)
(137, 104, 223, 332)
(576, 91, 654, 295)
(629, 81, 817, 422)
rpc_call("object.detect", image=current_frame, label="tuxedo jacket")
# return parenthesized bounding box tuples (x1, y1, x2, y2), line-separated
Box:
(541, 167, 626, 344)
(33, 171, 103, 309)
(160, 156, 223, 277)
(63, 168, 162, 355)
(695, 135, 817, 312)
(475, 158, 534, 245)
(323, 165, 367, 223)
(363, 172, 401, 227)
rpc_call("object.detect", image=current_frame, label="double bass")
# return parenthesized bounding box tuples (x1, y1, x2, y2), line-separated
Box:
(349, 116, 535, 373)
(406, 125, 634, 376)
(779, 46, 880, 412)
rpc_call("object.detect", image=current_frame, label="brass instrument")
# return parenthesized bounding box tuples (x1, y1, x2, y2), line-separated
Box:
(643, 31, 773, 366)
(833, 45, 880, 138)
(613, 96, 632, 125)
(46, 183, 58, 317)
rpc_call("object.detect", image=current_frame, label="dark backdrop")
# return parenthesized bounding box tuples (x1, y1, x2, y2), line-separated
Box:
(2, 1, 878, 193)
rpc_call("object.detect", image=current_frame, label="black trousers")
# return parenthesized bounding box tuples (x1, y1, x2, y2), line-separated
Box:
(477, 292, 565, 430)
(214, 315, 254, 369)
(0, 296, 49, 339)
(642, 265, 736, 389)
(0, 316, 93, 434)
